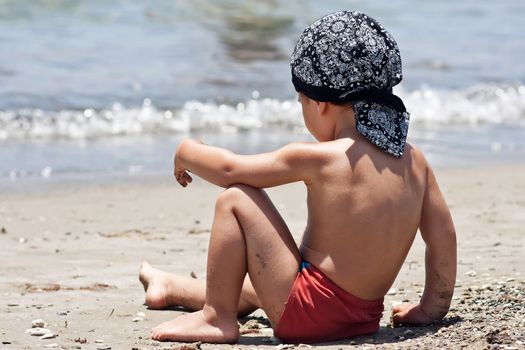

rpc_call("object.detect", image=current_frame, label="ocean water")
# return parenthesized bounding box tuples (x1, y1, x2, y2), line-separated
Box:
(1, 0, 524, 182)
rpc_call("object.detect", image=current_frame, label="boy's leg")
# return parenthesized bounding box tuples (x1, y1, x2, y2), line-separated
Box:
(151, 184, 301, 342)
(139, 262, 260, 316)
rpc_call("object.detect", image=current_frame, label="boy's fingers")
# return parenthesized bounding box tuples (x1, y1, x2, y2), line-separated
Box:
(391, 303, 408, 315)
(175, 175, 187, 187)
(391, 315, 401, 327)
(392, 305, 401, 314)
(174, 169, 188, 182)
(391, 311, 405, 325)
(175, 172, 191, 187)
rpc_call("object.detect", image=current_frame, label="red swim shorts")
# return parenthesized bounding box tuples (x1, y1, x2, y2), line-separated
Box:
(274, 262, 384, 344)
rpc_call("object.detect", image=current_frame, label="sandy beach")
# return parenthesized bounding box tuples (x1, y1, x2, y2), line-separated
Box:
(1, 164, 524, 350)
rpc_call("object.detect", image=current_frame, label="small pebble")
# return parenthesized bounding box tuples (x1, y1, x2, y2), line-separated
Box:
(171, 342, 201, 350)
(32, 319, 47, 328)
(97, 346, 111, 350)
(43, 344, 58, 348)
(132, 316, 144, 322)
(465, 270, 477, 277)
(136, 312, 146, 317)
(260, 328, 274, 336)
(95, 339, 105, 343)
(275, 345, 295, 350)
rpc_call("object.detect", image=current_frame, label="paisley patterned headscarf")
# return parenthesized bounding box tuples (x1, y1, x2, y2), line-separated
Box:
(291, 11, 409, 157)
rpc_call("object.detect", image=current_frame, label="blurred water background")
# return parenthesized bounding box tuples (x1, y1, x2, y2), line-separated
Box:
(1, 0, 524, 183)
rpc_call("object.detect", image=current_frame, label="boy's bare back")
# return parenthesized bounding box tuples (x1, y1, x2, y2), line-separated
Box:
(300, 137, 428, 300)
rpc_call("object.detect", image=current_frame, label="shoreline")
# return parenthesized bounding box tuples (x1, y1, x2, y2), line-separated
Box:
(1, 164, 524, 349)
(2, 157, 525, 196)
(2, 122, 525, 190)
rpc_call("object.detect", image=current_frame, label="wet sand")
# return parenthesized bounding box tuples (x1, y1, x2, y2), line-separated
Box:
(1, 165, 524, 349)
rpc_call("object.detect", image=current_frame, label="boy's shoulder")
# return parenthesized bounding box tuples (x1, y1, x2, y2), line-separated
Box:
(281, 140, 352, 166)
(283, 140, 430, 174)
(299, 139, 428, 164)
(404, 142, 429, 166)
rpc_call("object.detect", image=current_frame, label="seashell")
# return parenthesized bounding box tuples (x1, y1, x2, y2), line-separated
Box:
(25, 328, 52, 336)
(40, 333, 57, 339)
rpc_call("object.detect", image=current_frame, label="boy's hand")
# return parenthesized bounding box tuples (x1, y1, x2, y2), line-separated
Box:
(174, 139, 203, 187)
(391, 303, 434, 327)
(174, 166, 193, 187)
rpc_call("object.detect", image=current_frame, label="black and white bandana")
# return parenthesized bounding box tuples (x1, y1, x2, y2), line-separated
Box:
(291, 11, 410, 157)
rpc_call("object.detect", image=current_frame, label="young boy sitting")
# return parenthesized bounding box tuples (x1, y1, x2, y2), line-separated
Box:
(139, 10, 457, 344)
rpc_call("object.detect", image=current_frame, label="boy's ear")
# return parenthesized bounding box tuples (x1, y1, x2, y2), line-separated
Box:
(316, 101, 329, 116)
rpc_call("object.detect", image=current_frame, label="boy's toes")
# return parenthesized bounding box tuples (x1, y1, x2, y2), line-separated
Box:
(151, 327, 160, 340)
(152, 327, 168, 341)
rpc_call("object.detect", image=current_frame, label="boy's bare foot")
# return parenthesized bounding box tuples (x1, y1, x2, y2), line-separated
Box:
(151, 309, 239, 343)
(139, 261, 172, 309)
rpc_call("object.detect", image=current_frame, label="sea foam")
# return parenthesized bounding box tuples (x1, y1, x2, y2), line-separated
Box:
(0, 84, 523, 140)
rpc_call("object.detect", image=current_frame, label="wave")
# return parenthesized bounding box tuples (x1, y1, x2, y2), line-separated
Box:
(0, 83, 524, 140)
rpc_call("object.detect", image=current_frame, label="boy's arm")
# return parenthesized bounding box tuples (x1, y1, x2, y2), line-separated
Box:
(174, 138, 326, 188)
(392, 165, 457, 326)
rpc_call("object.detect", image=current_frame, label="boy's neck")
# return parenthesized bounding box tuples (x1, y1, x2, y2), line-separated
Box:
(333, 123, 361, 141)
(330, 106, 360, 141)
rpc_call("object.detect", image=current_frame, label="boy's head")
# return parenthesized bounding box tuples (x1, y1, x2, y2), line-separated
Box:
(291, 11, 409, 157)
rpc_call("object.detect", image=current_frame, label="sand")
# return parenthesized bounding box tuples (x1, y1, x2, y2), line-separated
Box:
(1, 165, 524, 349)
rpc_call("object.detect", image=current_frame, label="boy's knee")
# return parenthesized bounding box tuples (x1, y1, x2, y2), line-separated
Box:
(216, 184, 262, 209)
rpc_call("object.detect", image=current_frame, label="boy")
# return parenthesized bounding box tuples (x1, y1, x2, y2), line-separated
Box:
(139, 10, 456, 343)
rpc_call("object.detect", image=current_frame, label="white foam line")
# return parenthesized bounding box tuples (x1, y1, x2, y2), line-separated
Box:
(0, 84, 524, 140)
